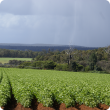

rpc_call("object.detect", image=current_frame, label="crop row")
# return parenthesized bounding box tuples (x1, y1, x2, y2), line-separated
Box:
(0, 68, 11, 107)
(1, 68, 110, 108)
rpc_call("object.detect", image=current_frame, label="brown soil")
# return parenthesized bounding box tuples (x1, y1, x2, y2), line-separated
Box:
(1, 94, 110, 110)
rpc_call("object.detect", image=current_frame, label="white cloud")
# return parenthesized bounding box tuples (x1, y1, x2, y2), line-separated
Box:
(0, 13, 41, 29)
(0, 13, 20, 28)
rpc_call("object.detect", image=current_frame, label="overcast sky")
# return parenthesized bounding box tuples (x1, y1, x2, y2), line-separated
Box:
(0, 0, 110, 47)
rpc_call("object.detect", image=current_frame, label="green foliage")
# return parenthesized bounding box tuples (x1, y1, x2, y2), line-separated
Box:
(31, 61, 44, 69)
(0, 70, 11, 107)
(36, 61, 44, 68)
(20, 62, 31, 66)
(54, 64, 62, 71)
(18, 65, 24, 68)
(70, 61, 78, 71)
(0, 48, 39, 58)
(18, 62, 32, 69)
(0, 58, 31, 64)
(1, 68, 110, 108)
(77, 64, 84, 71)
(89, 62, 94, 70)
(43, 61, 56, 69)
(94, 65, 102, 71)
(31, 62, 36, 67)
(54, 64, 69, 71)
(96, 60, 110, 73)
(69, 61, 83, 72)
(62, 64, 69, 71)
(1, 45, 110, 73)
(89, 53, 97, 64)
(85, 66, 90, 72)
(97, 54, 102, 61)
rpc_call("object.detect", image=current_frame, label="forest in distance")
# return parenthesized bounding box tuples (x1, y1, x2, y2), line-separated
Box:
(0, 43, 99, 52)
(0, 45, 110, 74)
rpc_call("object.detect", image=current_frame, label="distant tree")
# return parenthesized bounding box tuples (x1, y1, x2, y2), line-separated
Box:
(48, 48, 51, 53)
(89, 52, 97, 64)
(95, 65, 102, 71)
(89, 62, 94, 70)
(43, 61, 56, 69)
(70, 61, 77, 71)
(97, 54, 102, 61)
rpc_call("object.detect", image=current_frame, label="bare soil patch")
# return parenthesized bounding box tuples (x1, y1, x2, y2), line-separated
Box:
(1, 94, 110, 110)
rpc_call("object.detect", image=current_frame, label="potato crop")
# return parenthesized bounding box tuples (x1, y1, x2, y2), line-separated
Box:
(0, 68, 110, 108)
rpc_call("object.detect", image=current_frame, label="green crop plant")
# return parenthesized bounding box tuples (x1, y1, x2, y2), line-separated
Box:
(0, 69, 11, 107)
(0, 68, 110, 108)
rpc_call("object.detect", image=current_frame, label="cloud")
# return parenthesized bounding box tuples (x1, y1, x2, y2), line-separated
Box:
(0, 0, 75, 16)
(0, 0, 110, 47)
(0, 0, 32, 15)
(31, 0, 74, 16)
(0, 13, 42, 29)
(0, 13, 20, 28)
(70, 0, 110, 47)
(0, 12, 74, 44)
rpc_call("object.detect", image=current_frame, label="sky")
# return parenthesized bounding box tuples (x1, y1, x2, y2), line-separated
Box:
(0, 0, 110, 47)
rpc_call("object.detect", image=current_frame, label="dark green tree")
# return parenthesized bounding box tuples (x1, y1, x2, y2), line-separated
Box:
(70, 61, 78, 71)
(89, 62, 94, 70)
(43, 61, 56, 69)
(89, 52, 97, 64)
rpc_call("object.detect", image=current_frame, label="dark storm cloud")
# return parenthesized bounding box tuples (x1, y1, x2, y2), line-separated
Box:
(0, 0, 75, 45)
(0, 0, 110, 47)
(69, 0, 110, 47)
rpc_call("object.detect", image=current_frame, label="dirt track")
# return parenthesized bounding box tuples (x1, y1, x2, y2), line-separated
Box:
(1, 94, 110, 110)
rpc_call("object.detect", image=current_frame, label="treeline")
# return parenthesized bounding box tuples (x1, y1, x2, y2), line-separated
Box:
(18, 61, 85, 72)
(0, 45, 98, 51)
(1, 45, 110, 73)
(0, 48, 62, 58)
(0, 48, 47, 58)
(5, 45, 110, 73)
(0, 46, 98, 58)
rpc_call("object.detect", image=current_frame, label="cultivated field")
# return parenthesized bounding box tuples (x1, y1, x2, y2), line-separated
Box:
(0, 58, 32, 64)
(0, 68, 110, 110)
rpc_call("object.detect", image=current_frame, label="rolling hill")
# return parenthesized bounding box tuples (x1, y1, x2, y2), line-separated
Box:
(0, 43, 102, 51)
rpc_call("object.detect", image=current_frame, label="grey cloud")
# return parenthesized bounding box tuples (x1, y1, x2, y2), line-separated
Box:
(0, 0, 110, 47)
(32, 0, 75, 16)
(0, 0, 75, 16)
(0, 0, 32, 15)
(69, 0, 110, 47)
